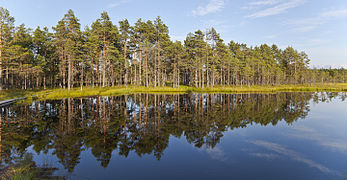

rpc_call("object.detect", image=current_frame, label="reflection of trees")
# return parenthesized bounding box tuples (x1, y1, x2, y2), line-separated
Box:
(0, 92, 345, 171)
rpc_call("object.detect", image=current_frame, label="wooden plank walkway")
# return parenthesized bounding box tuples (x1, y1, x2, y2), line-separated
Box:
(0, 97, 26, 107)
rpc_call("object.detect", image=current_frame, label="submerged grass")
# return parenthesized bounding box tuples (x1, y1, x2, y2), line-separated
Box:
(1, 159, 63, 180)
(0, 83, 346, 101)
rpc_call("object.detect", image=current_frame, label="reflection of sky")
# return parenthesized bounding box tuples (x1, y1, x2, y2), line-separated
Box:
(287, 126, 347, 153)
(27, 146, 70, 177)
(249, 152, 279, 160)
(218, 96, 347, 179)
(23, 95, 347, 179)
(198, 145, 228, 162)
(250, 140, 336, 174)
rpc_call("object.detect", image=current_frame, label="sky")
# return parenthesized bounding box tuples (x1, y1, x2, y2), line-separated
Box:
(1, 0, 347, 67)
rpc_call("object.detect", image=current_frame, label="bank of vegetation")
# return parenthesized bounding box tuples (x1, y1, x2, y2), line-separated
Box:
(0, 7, 346, 96)
(8, 83, 344, 100)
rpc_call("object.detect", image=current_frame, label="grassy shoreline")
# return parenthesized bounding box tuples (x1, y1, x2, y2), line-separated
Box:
(1, 83, 346, 101)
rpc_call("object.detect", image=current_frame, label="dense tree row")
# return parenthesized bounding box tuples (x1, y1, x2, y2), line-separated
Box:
(2, 92, 345, 171)
(0, 7, 346, 90)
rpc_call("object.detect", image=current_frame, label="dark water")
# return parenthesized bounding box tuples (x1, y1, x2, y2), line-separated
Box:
(1, 92, 347, 180)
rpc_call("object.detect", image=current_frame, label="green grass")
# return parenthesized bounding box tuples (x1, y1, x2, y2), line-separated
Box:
(1, 83, 346, 101)
(34, 86, 189, 100)
(32, 83, 347, 100)
(0, 90, 30, 101)
(190, 83, 347, 93)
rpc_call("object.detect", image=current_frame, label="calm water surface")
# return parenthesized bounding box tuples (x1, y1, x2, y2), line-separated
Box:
(0, 92, 347, 180)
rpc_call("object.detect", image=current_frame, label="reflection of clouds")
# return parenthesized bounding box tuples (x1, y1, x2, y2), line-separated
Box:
(251, 140, 334, 174)
(289, 126, 347, 152)
(200, 145, 228, 162)
(249, 153, 279, 160)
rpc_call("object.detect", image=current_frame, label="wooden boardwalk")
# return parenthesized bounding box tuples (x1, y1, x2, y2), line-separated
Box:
(0, 97, 26, 107)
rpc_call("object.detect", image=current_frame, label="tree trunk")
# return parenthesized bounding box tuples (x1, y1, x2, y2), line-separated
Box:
(102, 33, 106, 87)
(124, 39, 128, 86)
(139, 44, 142, 86)
(158, 40, 161, 87)
(0, 26, 3, 91)
(68, 54, 72, 91)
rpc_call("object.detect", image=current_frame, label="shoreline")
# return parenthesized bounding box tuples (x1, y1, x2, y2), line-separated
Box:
(29, 84, 347, 100)
(0, 84, 346, 101)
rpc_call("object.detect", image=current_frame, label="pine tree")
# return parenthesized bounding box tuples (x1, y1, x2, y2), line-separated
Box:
(0, 7, 15, 90)
(53, 9, 82, 90)
(119, 19, 131, 86)
(154, 16, 169, 87)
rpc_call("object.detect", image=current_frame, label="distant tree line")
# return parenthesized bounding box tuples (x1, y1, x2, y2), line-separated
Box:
(0, 7, 346, 90)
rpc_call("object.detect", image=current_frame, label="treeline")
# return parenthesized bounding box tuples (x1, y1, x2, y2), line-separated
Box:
(0, 7, 346, 90)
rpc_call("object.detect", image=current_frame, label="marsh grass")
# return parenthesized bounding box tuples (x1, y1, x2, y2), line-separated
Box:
(0, 90, 30, 101)
(0, 84, 346, 101)
(28, 83, 347, 100)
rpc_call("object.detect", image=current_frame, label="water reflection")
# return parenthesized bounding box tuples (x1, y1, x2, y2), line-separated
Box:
(0, 92, 345, 175)
(251, 140, 334, 174)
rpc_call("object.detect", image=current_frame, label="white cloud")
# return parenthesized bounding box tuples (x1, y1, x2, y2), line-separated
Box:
(251, 140, 335, 174)
(289, 125, 347, 152)
(246, 0, 305, 18)
(249, 0, 279, 6)
(198, 145, 229, 162)
(243, 0, 279, 10)
(321, 9, 347, 18)
(293, 25, 318, 33)
(249, 152, 279, 159)
(192, 0, 226, 16)
(107, 0, 130, 9)
(286, 7, 347, 33)
(205, 146, 228, 161)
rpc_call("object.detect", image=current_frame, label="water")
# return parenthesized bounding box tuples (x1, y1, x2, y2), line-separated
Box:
(0, 92, 347, 180)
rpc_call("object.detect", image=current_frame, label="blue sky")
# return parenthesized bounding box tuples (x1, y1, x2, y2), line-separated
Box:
(1, 0, 347, 67)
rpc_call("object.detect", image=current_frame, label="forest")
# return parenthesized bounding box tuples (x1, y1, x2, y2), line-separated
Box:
(0, 7, 346, 91)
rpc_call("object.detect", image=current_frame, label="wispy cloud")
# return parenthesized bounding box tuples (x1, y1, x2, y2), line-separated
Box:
(246, 0, 305, 18)
(243, 0, 280, 10)
(321, 8, 347, 18)
(251, 140, 335, 174)
(287, 7, 347, 33)
(249, 0, 279, 6)
(199, 145, 229, 162)
(192, 0, 226, 16)
(107, 0, 130, 9)
(288, 125, 347, 152)
(249, 152, 279, 160)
